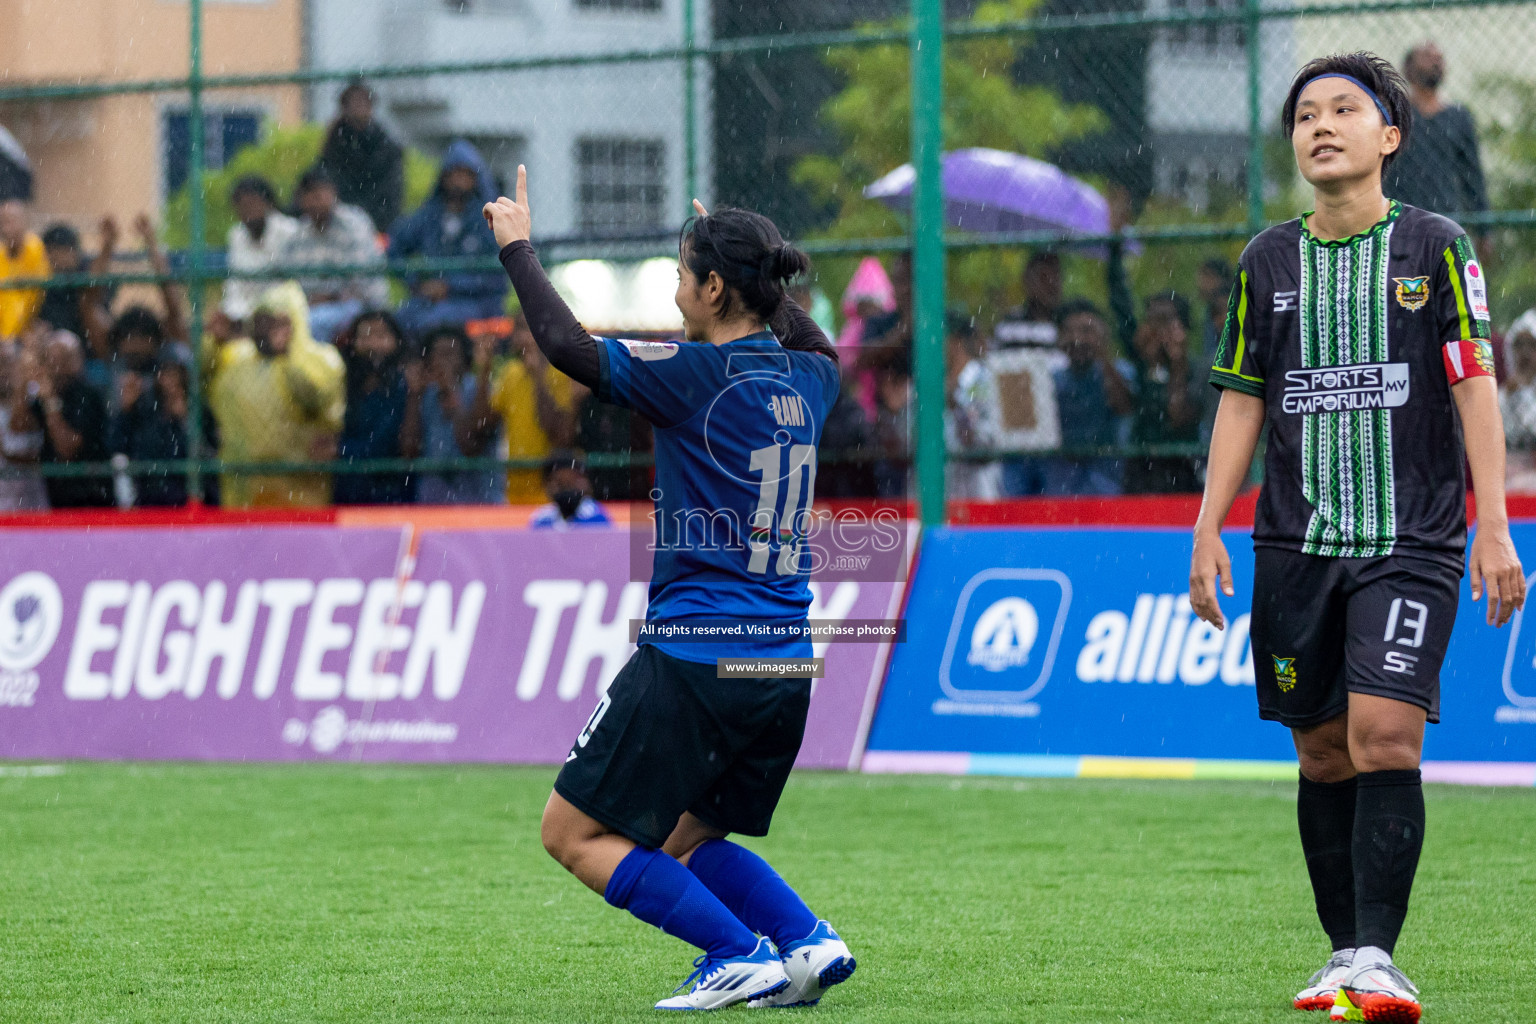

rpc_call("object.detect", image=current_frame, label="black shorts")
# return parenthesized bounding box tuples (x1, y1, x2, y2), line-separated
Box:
(553, 644, 812, 849)
(1249, 547, 1460, 728)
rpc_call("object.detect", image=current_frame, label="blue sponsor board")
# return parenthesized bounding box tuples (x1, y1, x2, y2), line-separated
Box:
(868, 525, 1536, 764)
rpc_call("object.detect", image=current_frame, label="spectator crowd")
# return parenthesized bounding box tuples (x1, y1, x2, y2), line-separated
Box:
(0, 81, 611, 519)
(817, 239, 1221, 501)
(1, 47, 1532, 512)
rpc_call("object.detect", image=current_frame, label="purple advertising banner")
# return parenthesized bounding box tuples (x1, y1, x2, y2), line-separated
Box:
(0, 525, 900, 768)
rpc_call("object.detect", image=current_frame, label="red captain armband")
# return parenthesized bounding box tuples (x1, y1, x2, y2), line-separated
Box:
(1443, 338, 1495, 384)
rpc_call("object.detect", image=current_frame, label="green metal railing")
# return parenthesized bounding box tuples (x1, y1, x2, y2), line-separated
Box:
(2, 0, 1533, 524)
(911, 0, 947, 526)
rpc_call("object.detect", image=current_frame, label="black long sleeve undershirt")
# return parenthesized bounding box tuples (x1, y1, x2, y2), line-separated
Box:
(498, 240, 837, 396)
(499, 241, 602, 389)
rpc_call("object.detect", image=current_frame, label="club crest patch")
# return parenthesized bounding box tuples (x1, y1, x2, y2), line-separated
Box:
(1394, 276, 1430, 311)
(1273, 656, 1298, 693)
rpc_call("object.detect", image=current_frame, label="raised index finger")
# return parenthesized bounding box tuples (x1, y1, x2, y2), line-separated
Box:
(692, 199, 708, 217)
(516, 164, 528, 208)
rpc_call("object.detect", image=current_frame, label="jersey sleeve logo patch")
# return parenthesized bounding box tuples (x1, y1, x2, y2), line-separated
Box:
(618, 339, 680, 361)
(1465, 260, 1490, 320)
(1393, 276, 1430, 311)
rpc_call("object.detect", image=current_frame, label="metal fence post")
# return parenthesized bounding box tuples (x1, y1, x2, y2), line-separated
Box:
(186, 0, 207, 505)
(911, 0, 946, 527)
(683, 0, 697, 216)
(1245, 0, 1264, 234)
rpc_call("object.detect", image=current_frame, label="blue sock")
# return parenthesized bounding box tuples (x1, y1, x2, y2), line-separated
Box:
(686, 839, 820, 950)
(604, 847, 759, 960)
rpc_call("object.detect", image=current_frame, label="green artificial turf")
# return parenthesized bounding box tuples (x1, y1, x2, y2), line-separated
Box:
(2, 763, 1532, 1023)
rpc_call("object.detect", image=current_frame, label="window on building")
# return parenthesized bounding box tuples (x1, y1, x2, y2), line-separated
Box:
(575, 0, 663, 12)
(577, 138, 666, 235)
(1164, 0, 1245, 55)
(162, 108, 262, 195)
(442, 0, 524, 12)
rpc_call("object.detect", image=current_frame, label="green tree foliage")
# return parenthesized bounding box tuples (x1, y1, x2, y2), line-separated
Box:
(792, 0, 1106, 321)
(163, 123, 438, 250)
(1475, 74, 1536, 327)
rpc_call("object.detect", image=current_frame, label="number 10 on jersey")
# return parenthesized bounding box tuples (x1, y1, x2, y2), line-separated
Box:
(748, 444, 817, 576)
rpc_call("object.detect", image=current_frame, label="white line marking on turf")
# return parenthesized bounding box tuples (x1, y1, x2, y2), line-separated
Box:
(0, 764, 64, 777)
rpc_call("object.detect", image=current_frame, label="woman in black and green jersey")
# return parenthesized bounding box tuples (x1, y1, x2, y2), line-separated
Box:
(1190, 52, 1524, 1023)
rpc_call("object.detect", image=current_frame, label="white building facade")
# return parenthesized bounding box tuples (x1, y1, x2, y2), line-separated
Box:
(1142, 0, 1295, 211)
(308, 0, 713, 241)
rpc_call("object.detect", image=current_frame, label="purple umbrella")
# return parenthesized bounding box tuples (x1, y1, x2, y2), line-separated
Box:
(864, 147, 1110, 237)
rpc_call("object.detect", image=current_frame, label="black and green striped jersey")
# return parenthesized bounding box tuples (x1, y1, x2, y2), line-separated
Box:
(1210, 202, 1490, 566)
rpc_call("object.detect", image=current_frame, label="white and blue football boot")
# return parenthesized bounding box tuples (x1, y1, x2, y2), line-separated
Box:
(654, 937, 790, 1011)
(748, 921, 857, 1008)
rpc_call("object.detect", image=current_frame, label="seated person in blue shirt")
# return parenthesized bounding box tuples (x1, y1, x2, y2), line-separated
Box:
(1045, 298, 1135, 495)
(529, 448, 611, 528)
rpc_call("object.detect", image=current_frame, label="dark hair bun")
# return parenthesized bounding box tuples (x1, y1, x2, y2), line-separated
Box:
(765, 243, 811, 284)
(680, 207, 810, 322)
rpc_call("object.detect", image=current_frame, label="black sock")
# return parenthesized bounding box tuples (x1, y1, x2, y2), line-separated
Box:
(1298, 772, 1358, 951)
(1353, 768, 1425, 955)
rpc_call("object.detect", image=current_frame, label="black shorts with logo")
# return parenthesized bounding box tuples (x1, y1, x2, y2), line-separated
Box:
(1249, 547, 1461, 728)
(553, 644, 813, 849)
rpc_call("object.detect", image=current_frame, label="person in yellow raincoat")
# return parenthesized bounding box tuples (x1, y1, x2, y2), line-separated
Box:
(0, 200, 48, 342)
(204, 282, 346, 507)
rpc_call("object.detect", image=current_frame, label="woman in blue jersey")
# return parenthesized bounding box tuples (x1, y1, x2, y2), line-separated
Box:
(484, 171, 854, 1012)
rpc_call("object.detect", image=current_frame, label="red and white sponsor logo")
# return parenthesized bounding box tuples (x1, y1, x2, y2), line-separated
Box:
(619, 339, 679, 361)
(1465, 260, 1490, 321)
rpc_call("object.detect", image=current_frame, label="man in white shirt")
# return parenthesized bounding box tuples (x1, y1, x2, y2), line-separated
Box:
(988, 250, 1066, 494)
(222, 176, 298, 323)
(281, 166, 388, 341)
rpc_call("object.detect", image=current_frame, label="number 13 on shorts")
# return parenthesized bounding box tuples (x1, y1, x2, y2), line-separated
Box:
(1382, 597, 1429, 675)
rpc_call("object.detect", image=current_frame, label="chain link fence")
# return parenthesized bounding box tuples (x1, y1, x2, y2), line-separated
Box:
(1, 0, 1532, 519)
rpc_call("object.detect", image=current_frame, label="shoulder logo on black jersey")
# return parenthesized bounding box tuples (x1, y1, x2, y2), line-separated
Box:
(1465, 260, 1490, 320)
(1393, 276, 1430, 311)
(1273, 290, 1298, 313)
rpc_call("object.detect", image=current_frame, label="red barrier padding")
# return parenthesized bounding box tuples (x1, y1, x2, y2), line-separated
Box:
(0, 489, 1506, 532)
(948, 491, 1260, 528)
(0, 505, 338, 530)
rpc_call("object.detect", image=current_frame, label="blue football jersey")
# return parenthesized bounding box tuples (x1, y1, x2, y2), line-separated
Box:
(596, 330, 841, 663)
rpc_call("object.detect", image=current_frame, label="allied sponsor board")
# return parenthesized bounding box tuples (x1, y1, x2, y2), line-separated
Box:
(0, 526, 898, 768)
(866, 526, 1536, 783)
